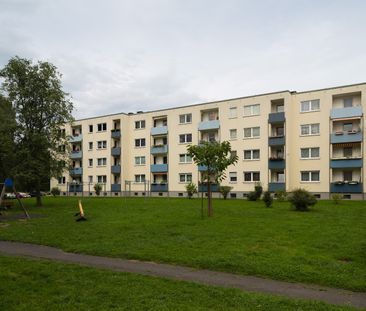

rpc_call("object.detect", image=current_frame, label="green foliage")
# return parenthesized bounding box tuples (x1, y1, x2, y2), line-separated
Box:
(185, 182, 197, 199)
(219, 186, 232, 199)
(254, 182, 263, 199)
(247, 192, 258, 201)
(275, 190, 287, 202)
(0, 56, 73, 205)
(94, 183, 102, 196)
(50, 187, 60, 196)
(288, 189, 317, 211)
(332, 194, 343, 205)
(262, 191, 273, 208)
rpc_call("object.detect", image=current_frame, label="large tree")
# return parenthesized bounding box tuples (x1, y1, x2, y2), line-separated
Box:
(187, 141, 238, 217)
(0, 56, 73, 206)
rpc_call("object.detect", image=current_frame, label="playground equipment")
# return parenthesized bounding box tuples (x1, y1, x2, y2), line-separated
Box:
(0, 178, 30, 219)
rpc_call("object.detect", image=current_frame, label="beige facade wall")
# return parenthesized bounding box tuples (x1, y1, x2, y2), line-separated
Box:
(51, 83, 366, 198)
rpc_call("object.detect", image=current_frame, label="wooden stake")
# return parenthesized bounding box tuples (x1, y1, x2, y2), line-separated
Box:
(75, 200, 87, 221)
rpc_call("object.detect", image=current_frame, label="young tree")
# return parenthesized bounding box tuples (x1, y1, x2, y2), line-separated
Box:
(187, 141, 238, 216)
(0, 56, 73, 206)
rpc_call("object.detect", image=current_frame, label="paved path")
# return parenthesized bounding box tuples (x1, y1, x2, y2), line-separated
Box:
(0, 241, 365, 309)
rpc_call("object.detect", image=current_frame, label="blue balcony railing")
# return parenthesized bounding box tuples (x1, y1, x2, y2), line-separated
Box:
(68, 184, 83, 192)
(111, 184, 121, 192)
(198, 120, 220, 131)
(268, 136, 285, 146)
(330, 158, 362, 169)
(151, 126, 168, 136)
(151, 164, 168, 173)
(69, 134, 83, 143)
(151, 183, 168, 192)
(268, 159, 285, 170)
(111, 147, 121, 156)
(70, 167, 83, 176)
(111, 130, 121, 138)
(330, 182, 363, 193)
(70, 151, 82, 159)
(111, 165, 121, 174)
(151, 145, 168, 154)
(330, 106, 362, 119)
(198, 183, 219, 192)
(268, 182, 285, 192)
(330, 132, 362, 144)
(268, 112, 285, 123)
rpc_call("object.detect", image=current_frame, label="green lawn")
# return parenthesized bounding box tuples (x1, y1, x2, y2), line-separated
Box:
(1, 197, 366, 291)
(0, 255, 357, 311)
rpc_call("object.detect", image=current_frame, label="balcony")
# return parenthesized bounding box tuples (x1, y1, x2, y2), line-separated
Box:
(151, 164, 168, 173)
(198, 183, 219, 192)
(69, 134, 82, 143)
(151, 126, 168, 136)
(330, 131, 362, 144)
(111, 147, 121, 156)
(70, 167, 83, 176)
(198, 165, 208, 171)
(330, 158, 362, 169)
(268, 136, 285, 146)
(70, 151, 82, 159)
(198, 120, 220, 131)
(111, 165, 121, 174)
(111, 129, 121, 138)
(268, 159, 285, 170)
(151, 183, 168, 192)
(68, 184, 83, 192)
(111, 184, 121, 192)
(268, 112, 285, 124)
(151, 145, 168, 154)
(268, 182, 285, 192)
(330, 106, 362, 119)
(330, 182, 363, 193)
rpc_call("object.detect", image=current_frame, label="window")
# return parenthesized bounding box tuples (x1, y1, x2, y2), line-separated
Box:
(135, 174, 146, 183)
(244, 127, 260, 138)
(97, 141, 107, 149)
(179, 113, 192, 124)
(179, 154, 192, 163)
(343, 98, 353, 108)
(343, 147, 353, 158)
(88, 159, 93, 167)
(343, 123, 353, 132)
(135, 156, 146, 165)
(57, 176, 66, 184)
(135, 120, 146, 129)
(88, 142, 93, 150)
(343, 171, 353, 181)
(179, 133, 192, 143)
(244, 171, 260, 182)
(300, 100, 320, 112)
(244, 149, 260, 160)
(208, 132, 216, 142)
(301, 171, 320, 182)
(229, 172, 237, 182)
(300, 147, 320, 159)
(97, 123, 107, 132)
(208, 111, 217, 121)
(300, 124, 319, 136)
(135, 138, 146, 147)
(97, 175, 107, 183)
(229, 107, 237, 118)
(97, 158, 107, 166)
(88, 176, 93, 183)
(179, 173, 192, 183)
(229, 129, 237, 140)
(244, 104, 260, 116)
(276, 104, 284, 112)
(89, 125, 93, 133)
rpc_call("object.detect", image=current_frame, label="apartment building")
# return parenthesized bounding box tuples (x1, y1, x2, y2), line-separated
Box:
(51, 82, 366, 199)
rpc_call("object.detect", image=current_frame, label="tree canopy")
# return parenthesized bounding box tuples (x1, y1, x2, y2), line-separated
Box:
(0, 56, 73, 205)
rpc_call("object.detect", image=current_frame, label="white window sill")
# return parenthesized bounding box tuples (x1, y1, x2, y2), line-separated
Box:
(179, 122, 192, 125)
(300, 181, 320, 183)
(243, 159, 260, 161)
(300, 157, 320, 160)
(179, 162, 192, 164)
(300, 134, 320, 137)
(243, 137, 260, 140)
(300, 110, 320, 114)
(243, 114, 260, 118)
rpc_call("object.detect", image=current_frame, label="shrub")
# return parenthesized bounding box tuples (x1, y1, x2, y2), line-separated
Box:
(262, 191, 273, 208)
(94, 183, 102, 196)
(247, 191, 258, 201)
(219, 186, 233, 199)
(288, 188, 317, 211)
(50, 187, 60, 197)
(275, 190, 287, 202)
(185, 182, 197, 199)
(332, 193, 343, 205)
(254, 182, 263, 199)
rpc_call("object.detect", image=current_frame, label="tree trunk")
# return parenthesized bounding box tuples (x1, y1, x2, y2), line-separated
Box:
(207, 180, 212, 217)
(36, 184, 42, 207)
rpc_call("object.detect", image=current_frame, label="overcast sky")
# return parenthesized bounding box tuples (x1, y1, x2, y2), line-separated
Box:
(1, 0, 366, 119)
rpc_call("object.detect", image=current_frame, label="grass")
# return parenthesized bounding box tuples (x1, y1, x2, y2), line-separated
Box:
(0, 255, 357, 311)
(1, 196, 366, 291)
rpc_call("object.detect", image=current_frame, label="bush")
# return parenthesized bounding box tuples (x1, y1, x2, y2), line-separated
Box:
(247, 191, 258, 201)
(219, 186, 232, 199)
(94, 183, 102, 196)
(332, 193, 343, 205)
(262, 191, 273, 208)
(185, 182, 197, 199)
(50, 187, 60, 197)
(275, 190, 287, 202)
(288, 188, 317, 211)
(254, 182, 263, 199)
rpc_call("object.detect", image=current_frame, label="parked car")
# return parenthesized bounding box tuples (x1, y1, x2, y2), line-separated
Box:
(4, 193, 16, 199)
(16, 192, 31, 198)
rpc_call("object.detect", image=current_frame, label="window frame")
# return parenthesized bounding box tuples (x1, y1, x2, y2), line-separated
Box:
(134, 156, 146, 165)
(179, 173, 192, 183)
(179, 113, 192, 124)
(243, 149, 260, 160)
(97, 140, 107, 149)
(179, 153, 192, 163)
(300, 147, 320, 159)
(300, 171, 320, 182)
(179, 133, 192, 144)
(135, 120, 146, 129)
(243, 127, 260, 139)
(97, 123, 107, 132)
(135, 138, 146, 147)
(300, 123, 320, 136)
(300, 99, 320, 112)
(243, 171, 260, 182)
